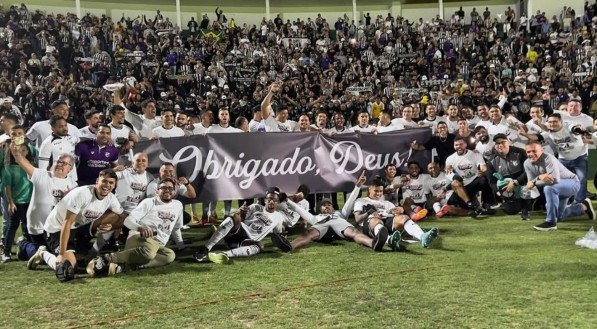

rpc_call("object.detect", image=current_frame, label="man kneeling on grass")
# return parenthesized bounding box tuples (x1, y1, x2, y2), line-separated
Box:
(193, 189, 285, 264)
(86, 178, 185, 276)
(273, 171, 390, 252)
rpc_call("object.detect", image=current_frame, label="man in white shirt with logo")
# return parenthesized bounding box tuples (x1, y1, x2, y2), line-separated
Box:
(445, 136, 495, 217)
(261, 82, 298, 132)
(28, 169, 123, 282)
(207, 108, 242, 133)
(86, 177, 184, 276)
(38, 115, 79, 171)
(78, 111, 101, 140)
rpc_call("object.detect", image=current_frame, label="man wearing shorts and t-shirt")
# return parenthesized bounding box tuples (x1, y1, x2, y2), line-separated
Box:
(27, 169, 123, 282)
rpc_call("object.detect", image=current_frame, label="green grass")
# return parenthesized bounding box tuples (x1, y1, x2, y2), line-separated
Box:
(1, 201, 597, 329)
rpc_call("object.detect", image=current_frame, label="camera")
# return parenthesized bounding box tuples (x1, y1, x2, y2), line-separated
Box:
(115, 137, 128, 144)
(571, 126, 591, 137)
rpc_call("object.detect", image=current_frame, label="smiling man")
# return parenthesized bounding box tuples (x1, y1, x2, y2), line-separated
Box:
(29, 169, 123, 282)
(75, 124, 120, 186)
(86, 177, 184, 276)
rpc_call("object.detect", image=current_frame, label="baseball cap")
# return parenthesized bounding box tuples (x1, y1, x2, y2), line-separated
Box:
(320, 198, 333, 205)
(493, 133, 508, 142)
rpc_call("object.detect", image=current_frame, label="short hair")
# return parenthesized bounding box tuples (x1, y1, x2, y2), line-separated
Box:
(370, 175, 385, 187)
(109, 105, 125, 115)
(97, 123, 111, 132)
(85, 111, 101, 120)
(10, 124, 25, 132)
(473, 125, 487, 133)
(235, 116, 248, 128)
(158, 177, 177, 187)
(141, 98, 156, 109)
(548, 113, 562, 120)
(525, 140, 543, 148)
(436, 121, 447, 127)
(49, 115, 66, 127)
(98, 168, 118, 181)
(453, 136, 467, 144)
(57, 153, 75, 166)
(296, 184, 310, 196)
(358, 109, 369, 116)
(161, 162, 175, 169)
(1, 113, 18, 123)
(407, 160, 420, 168)
(50, 100, 68, 109)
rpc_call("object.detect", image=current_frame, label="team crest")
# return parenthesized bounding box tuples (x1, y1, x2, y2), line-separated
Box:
(105, 152, 110, 157)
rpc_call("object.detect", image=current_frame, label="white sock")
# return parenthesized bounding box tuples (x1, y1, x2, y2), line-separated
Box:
(205, 217, 234, 250)
(403, 220, 425, 241)
(42, 251, 57, 270)
(373, 223, 384, 236)
(224, 245, 260, 258)
(433, 202, 441, 213)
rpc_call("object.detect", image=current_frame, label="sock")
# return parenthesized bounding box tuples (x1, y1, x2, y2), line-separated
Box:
(224, 201, 232, 216)
(92, 232, 114, 253)
(223, 245, 260, 258)
(373, 223, 384, 236)
(42, 251, 57, 270)
(205, 217, 234, 250)
(403, 220, 425, 241)
(201, 203, 208, 217)
(433, 202, 441, 213)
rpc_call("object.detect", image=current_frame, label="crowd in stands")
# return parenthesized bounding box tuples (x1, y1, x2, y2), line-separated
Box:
(0, 2, 596, 280)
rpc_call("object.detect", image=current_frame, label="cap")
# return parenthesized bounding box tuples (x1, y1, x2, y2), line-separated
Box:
(320, 198, 333, 206)
(493, 133, 508, 142)
(174, 104, 181, 109)
(160, 92, 167, 97)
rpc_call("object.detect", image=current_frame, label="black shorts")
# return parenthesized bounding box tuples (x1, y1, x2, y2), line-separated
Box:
(360, 217, 395, 238)
(46, 223, 94, 255)
(224, 226, 250, 249)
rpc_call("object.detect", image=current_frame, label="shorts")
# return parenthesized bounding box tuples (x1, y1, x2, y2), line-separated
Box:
(360, 216, 395, 238)
(224, 225, 251, 249)
(46, 223, 93, 255)
(312, 218, 353, 240)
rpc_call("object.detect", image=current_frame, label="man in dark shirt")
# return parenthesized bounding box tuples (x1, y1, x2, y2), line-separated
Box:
(411, 121, 455, 168)
(75, 124, 120, 186)
(487, 134, 535, 220)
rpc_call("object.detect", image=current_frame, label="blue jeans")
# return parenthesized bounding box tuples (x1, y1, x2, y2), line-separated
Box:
(560, 154, 588, 202)
(543, 179, 584, 223)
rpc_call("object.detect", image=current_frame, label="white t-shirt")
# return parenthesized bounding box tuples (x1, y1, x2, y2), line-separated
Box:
(426, 172, 454, 199)
(445, 150, 485, 186)
(264, 114, 297, 132)
(124, 197, 183, 246)
(191, 124, 212, 135)
(544, 124, 587, 160)
(146, 179, 187, 198)
(401, 174, 430, 203)
(353, 197, 396, 222)
(108, 123, 133, 143)
(377, 123, 404, 133)
(240, 204, 285, 241)
(390, 118, 419, 128)
(421, 116, 444, 134)
(327, 126, 353, 135)
(115, 168, 154, 213)
(248, 119, 262, 132)
(78, 127, 96, 140)
(276, 199, 309, 228)
(123, 105, 161, 140)
(351, 125, 377, 133)
(38, 134, 79, 171)
(475, 118, 492, 129)
(27, 120, 80, 149)
(206, 124, 242, 133)
(475, 140, 495, 160)
(27, 168, 77, 235)
(44, 185, 124, 234)
(152, 125, 185, 138)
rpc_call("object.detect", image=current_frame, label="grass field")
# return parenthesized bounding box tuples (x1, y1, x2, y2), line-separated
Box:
(1, 200, 597, 329)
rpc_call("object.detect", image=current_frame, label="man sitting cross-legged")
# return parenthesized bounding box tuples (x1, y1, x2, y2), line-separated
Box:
(85, 177, 185, 277)
(193, 189, 285, 264)
(273, 171, 387, 252)
(353, 175, 438, 250)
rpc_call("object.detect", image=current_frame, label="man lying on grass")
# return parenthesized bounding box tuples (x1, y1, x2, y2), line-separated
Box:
(272, 171, 393, 252)
(193, 188, 286, 264)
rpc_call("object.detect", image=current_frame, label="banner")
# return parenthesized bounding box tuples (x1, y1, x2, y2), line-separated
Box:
(135, 129, 432, 202)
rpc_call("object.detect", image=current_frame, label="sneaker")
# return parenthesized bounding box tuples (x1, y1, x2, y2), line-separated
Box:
(411, 208, 428, 222)
(389, 231, 402, 251)
(489, 202, 502, 210)
(420, 228, 439, 248)
(1, 253, 11, 263)
(371, 226, 389, 252)
(86, 254, 112, 277)
(582, 198, 595, 220)
(208, 252, 231, 264)
(27, 246, 47, 270)
(533, 221, 557, 231)
(102, 82, 124, 92)
(208, 215, 218, 224)
(478, 207, 496, 216)
(468, 208, 478, 218)
(193, 246, 209, 262)
(271, 233, 292, 252)
(521, 209, 531, 221)
(436, 205, 450, 218)
(16, 236, 27, 260)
